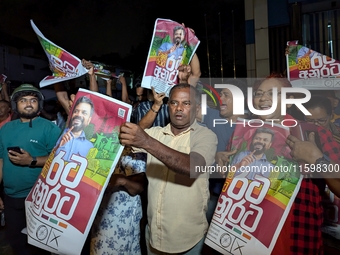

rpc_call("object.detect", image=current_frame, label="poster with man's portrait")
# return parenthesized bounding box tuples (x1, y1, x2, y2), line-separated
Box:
(205, 119, 302, 255)
(142, 18, 200, 96)
(25, 89, 131, 255)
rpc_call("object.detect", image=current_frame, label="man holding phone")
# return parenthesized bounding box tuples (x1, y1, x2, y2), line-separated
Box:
(0, 84, 61, 255)
(7, 146, 23, 154)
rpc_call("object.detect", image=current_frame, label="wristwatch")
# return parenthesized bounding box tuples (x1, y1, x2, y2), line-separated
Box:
(30, 156, 37, 167)
(315, 154, 330, 170)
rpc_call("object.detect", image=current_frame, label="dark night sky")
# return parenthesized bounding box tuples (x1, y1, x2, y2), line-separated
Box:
(1, 0, 245, 75)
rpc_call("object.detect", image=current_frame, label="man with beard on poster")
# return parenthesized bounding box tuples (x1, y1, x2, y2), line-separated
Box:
(0, 84, 61, 255)
(55, 96, 94, 161)
(231, 127, 275, 180)
(158, 25, 186, 60)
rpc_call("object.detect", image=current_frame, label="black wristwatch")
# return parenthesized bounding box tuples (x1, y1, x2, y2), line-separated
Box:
(30, 156, 37, 167)
(315, 154, 330, 169)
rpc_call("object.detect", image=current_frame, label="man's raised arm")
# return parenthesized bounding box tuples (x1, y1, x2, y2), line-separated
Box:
(119, 122, 216, 178)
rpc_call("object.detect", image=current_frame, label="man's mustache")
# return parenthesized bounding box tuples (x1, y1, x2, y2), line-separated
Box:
(72, 116, 84, 123)
(253, 142, 265, 149)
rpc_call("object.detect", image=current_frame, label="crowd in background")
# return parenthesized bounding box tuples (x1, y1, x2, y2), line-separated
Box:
(0, 50, 340, 255)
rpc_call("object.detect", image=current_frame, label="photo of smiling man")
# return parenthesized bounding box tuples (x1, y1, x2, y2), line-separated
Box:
(231, 127, 275, 180)
(55, 96, 94, 161)
(158, 25, 186, 60)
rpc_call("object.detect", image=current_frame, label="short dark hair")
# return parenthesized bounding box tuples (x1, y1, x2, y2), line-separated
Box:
(73, 96, 94, 116)
(173, 26, 185, 36)
(134, 75, 142, 88)
(253, 127, 275, 142)
(169, 83, 200, 104)
(303, 95, 333, 116)
(14, 91, 39, 101)
(135, 82, 142, 89)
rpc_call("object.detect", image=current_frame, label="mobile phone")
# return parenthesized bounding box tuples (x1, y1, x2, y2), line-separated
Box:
(7, 146, 23, 154)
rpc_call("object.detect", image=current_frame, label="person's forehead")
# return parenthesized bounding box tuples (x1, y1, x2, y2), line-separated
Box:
(75, 102, 91, 110)
(170, 88, 192, 99)
(220, 88, 232, 94)
(136, 87, 144, 93)
(254, 132, 271, 138)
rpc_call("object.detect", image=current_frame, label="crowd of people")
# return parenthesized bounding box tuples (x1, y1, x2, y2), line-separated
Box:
(0, 48, 340, 255)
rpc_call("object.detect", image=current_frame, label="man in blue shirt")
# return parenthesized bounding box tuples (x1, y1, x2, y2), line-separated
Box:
(296, 46, 317, 63)
(231, 127, 275, 180)
(55, 96, 94, 161)
(158, 25, 186, 61)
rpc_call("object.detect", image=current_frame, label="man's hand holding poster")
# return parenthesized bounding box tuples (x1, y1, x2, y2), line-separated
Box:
(205, 119, 302, 255)
(286, 40, 340, 89)
(91, 61, 118, 80)
(142, 18, 200, 96)
(25, 89, 131, 255)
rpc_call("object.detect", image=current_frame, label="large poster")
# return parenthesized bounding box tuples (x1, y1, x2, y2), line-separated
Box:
(31, 20, 88, 87)
(286, 40, 340, 89)
(142, 18, 200, 96)
(205, 120, 302, 255)
(25, 89, 131, 255)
